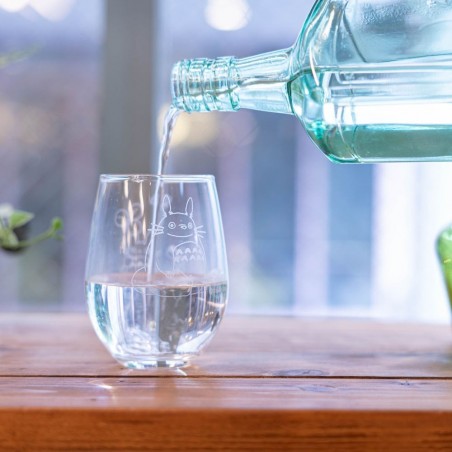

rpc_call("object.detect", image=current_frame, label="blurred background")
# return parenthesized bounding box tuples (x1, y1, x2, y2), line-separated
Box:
(0, 0, 451, 322)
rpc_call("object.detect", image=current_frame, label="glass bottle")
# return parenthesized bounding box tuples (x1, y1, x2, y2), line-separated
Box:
(172, 0, 452, 163)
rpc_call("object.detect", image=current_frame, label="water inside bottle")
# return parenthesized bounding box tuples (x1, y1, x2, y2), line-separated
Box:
(290, 56, 452, 163)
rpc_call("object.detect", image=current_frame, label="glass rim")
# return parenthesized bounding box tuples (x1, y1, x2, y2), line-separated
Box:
(100, 174, 216, 182)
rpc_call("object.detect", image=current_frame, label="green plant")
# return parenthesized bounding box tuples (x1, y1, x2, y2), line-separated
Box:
(0, 50, 63, 253)
(0, 204, 63, 252)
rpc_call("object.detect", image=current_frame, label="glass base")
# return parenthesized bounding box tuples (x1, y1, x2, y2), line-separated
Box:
(114, 354, 190, 369)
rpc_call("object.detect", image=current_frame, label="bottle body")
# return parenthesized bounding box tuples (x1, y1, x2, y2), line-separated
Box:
(172, 0, 452, 163)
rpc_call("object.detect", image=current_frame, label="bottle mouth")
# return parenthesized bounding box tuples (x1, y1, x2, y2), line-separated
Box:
(171, 57, 239, 113)
(171, 60, 190, 111)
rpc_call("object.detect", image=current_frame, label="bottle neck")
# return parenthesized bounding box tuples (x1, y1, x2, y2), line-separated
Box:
(171, 49, 294, 115)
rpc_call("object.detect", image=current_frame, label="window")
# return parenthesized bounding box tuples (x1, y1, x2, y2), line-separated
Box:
(0, 0, 450, 323)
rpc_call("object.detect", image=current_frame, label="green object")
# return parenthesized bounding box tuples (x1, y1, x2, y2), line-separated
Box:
(172, 0, 452, 163)
(437, 226, 452, 308)
(0, 204, 63, 253)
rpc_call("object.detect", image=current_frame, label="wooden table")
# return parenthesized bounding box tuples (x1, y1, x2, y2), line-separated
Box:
(1, 314, 452, 450)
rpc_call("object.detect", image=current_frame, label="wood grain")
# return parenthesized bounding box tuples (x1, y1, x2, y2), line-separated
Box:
(1, 314, 452, 450)
(2, 410, 452, 451)
(0, 377, 452, 411)
(1, 314, 452, 378)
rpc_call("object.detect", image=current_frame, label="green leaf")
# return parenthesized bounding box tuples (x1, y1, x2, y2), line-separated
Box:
(2, 229, 19, 248)
(51, 217, 63, 231)
(9, 210, 34, 229)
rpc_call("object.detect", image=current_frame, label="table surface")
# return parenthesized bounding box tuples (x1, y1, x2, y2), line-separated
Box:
(1, 314, 452, 450)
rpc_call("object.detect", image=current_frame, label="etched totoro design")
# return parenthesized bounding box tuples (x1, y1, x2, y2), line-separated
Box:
(142, 195, 206, 278)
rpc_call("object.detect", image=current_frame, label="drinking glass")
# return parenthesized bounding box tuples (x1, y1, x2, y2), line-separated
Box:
(85, 175, 228, 368)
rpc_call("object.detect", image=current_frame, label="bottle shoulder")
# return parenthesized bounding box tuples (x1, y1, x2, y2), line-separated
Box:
(296, 0, 452, 68)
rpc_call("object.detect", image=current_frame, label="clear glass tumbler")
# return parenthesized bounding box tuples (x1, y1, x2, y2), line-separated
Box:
(85, 175, 228, 368)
